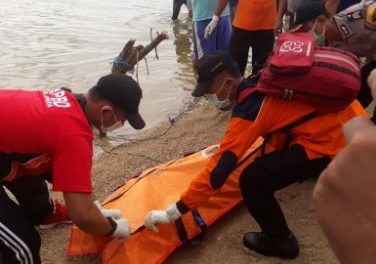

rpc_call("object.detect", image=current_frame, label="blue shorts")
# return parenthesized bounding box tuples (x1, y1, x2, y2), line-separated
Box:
(192, 15, 232, 60)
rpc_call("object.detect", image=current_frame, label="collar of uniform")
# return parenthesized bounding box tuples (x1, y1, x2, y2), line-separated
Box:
(73, 93, 87, 114)
(236, 77, 258, 98)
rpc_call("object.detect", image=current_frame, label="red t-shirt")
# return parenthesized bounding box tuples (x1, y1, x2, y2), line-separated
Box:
(0, 89, 93, 193)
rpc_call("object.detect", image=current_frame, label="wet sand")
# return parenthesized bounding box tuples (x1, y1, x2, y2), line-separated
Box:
(39, 101, 339, 264)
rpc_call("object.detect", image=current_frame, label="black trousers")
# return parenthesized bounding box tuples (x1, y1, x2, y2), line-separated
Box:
(239, 145, 330, 236)
(229, 27, 275, 75)
(172, 0, 187, 20)
(0, 175, 53, 264)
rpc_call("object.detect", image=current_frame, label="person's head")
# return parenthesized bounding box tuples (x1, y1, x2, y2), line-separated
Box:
(191, 51, 242, 109)
(290, 1, 334, 45)
(85, 74, 145, 133)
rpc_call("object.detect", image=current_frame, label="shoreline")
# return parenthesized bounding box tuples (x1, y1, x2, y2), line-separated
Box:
(40, 102, 338, 264)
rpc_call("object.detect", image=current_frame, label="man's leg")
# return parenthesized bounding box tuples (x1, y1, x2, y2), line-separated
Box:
(4, 175, 53, 226)
(239, 145, 330, 258)
(229, 27, 252, 75)
(172, 0, 185, 20)
(192, 21, 204, 61)
(215, 15, 232, 52)
(0, 185, 41, 264)
(249, 29, 274, 75)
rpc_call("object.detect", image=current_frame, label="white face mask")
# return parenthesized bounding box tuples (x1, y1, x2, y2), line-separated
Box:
(100, 108, 123, 133)
(308, 19, 326, 46)
(204, 81, 232, 110)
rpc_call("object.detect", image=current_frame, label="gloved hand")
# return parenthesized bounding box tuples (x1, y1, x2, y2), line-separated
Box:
(144, 203, 182, 232)
(204, 15, 219, 39)
(110, 217, 131, 240)
(94, 200, 123, 219)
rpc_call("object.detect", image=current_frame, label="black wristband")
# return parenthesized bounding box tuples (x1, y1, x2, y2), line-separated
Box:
(106, 217, 118, 236)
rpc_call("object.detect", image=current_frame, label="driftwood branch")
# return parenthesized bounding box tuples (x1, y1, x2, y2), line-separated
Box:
(111, 31, 169, 74)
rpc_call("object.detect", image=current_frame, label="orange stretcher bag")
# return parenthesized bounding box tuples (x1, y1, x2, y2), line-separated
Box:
(68, 138, 265, 264)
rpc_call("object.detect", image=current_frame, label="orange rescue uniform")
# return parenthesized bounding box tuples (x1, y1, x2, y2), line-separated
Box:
(177, 80, 366, 211)
(233, 0, 277, 30)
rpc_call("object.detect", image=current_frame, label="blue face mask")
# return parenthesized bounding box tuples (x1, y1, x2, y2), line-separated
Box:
(308, 19, 326, 46)
(205, 94, 232, 109)
(204, 82, 232, 110)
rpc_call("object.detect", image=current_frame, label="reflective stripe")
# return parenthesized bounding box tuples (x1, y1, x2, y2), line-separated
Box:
(314, 53, 359, 71)
(0, 222, 33, 264)
(193, 22, 204, 60)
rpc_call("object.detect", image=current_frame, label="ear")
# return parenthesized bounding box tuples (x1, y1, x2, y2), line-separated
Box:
(317, 15, 326, 23)
(100, 106, 113, 119)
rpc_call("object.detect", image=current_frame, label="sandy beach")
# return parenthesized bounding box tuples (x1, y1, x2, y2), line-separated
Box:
(39, 101, 339, 264)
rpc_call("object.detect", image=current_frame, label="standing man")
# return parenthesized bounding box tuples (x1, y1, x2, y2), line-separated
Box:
(208, 0, 277, 76)
(0, 74, 145, 264)
(191, 0, 232, 61)
(143, 51, 366, 259)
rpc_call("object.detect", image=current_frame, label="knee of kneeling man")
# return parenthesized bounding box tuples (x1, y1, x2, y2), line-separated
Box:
(240, 166, 268, 187)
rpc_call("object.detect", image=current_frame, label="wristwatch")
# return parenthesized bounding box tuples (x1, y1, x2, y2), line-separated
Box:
(106, 217, 118, 236)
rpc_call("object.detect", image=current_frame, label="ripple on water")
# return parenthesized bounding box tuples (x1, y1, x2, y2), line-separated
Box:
(0, 0, 195, 151)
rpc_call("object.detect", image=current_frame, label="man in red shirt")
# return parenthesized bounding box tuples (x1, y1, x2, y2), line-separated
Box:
(0, 74, 145, 264)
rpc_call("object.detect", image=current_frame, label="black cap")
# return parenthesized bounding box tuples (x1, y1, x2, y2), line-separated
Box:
(291, 1, 327, 30)
(95, 74, 145, 130)
(192, 51, 238, 97)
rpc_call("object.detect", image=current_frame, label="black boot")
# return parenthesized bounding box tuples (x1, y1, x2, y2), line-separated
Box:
(243, 231, 299, 259)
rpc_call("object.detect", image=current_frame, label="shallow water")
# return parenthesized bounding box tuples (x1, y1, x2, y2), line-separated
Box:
(0, 0, 195, 147)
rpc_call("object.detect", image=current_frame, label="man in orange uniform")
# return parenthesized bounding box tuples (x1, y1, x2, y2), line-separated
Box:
(144, 51, 366, 259)
(206, 0, 276, 75)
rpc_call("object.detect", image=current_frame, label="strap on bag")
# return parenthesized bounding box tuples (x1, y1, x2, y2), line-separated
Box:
(175, 209, 207, 245)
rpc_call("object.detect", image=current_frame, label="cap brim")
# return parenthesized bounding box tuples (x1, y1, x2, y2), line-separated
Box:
(288, 23, 303, 33)
(127, 113, 145, 130)
(191, 81, 211, 97)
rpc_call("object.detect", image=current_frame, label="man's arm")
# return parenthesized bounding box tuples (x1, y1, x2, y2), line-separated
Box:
(313, 117, 376, 264)
(205, 0, 230, 39)
(64, 192, 113, 235)
(53, 135, 129, 238)
(313, 69, 376, 263)
(214, 0, 230, 16)
(276, 0, 287, 32)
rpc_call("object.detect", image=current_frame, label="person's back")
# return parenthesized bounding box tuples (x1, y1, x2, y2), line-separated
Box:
(0, 74, 145, 264)
(0, 89, 91, 156)
(233, 0, 277, 31)
(228, 0, 277, 75)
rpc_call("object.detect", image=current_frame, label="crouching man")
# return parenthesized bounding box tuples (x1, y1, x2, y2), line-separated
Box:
(0, 74, 145, 263)
(144, 51, 366, 259)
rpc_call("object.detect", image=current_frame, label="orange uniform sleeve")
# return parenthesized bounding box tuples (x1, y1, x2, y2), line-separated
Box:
(177, 97, 315, 212)
(178, 117, 261, 212)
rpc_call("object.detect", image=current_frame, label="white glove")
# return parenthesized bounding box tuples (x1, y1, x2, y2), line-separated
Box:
(144, 203, 182, 232)
(204, 15, 219, 39)
(94, 200, 123, 220)
(110, 217, 131, 240)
